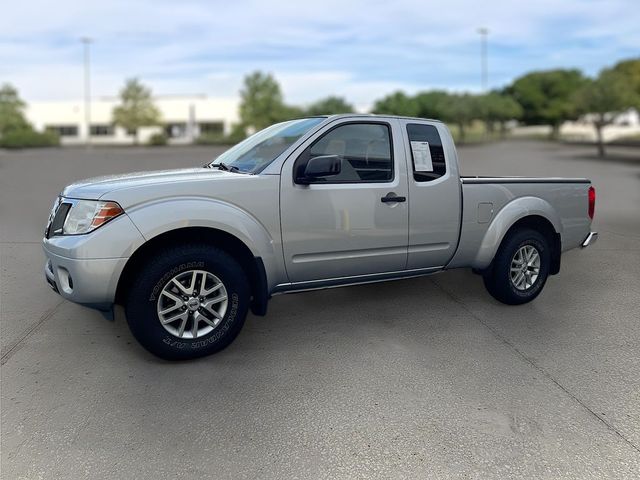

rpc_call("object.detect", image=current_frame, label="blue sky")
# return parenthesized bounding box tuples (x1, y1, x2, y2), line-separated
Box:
(1, 0, 639, 109)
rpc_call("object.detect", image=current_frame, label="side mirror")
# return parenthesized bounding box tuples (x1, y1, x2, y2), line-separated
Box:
(297, 155, 342, 184)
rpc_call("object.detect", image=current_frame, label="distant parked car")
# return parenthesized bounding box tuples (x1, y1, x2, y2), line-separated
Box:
(43, 115, 597, 359)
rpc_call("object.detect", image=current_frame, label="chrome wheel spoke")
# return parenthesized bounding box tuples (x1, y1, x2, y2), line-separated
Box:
(177, 316, 188, 337)
(157, 269, 228, 339)
(203, 293, 227, 308)
(202, 302, 223, 319)
(159, 303, 183, 316)
(514, 272, 525, 288)
(161, 290, 183, 305)
(510, 244, 541, 291)
(200, 314, 220, 328)
(172, 277, 192, 296)
(194, 271, 206, 296)
(198, 309, 222, 326)
(188, 271, 199, 293)
(201, 282, 223, 297)
(191, 313, 199, 338)
(161, 310, 188, 325)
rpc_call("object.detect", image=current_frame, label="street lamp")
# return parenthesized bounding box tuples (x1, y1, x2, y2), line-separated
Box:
(477, 27, 489, 92)
(80, 37, 92, 147)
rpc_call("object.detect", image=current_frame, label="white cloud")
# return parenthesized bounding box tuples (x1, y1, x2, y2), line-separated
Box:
(1, 0, 638, 104)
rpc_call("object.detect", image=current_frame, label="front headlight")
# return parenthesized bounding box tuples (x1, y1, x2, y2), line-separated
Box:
(62, 200, 124, 235)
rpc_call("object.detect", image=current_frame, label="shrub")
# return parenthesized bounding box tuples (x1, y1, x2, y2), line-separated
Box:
(196, 133, 235, 146)
(148, 132, 168, 146)
(196, 125, 247, 146)
(0, 129, 59, 149)
(226, 124, 247, 144)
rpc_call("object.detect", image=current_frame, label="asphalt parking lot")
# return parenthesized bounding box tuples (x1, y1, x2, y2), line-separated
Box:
(1, 140, 639, 479)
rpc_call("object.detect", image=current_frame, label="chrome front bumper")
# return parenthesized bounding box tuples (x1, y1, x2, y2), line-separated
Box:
(581, 231, 598, 248)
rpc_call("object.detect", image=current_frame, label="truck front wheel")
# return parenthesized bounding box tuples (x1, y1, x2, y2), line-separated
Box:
(482, 228, 551, 305)
(125, 244, 250, 360)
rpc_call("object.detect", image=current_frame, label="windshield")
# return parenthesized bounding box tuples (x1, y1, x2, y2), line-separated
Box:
(208, 117, 325, 173)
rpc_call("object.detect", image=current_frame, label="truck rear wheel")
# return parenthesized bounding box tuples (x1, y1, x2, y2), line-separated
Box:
(482, 228, 551, 305)
(125, 244, 250, 360)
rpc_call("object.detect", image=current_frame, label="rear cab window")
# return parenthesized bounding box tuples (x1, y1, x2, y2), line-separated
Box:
(406, 123, 447, 182)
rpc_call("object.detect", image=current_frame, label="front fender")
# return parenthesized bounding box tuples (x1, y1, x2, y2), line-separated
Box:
(472, 196, 562, 269)
(125, 197, 285, 286)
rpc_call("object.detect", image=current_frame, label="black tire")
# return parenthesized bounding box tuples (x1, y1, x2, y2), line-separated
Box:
(125, 244, 250, 360)
(482, 228, 551, 305)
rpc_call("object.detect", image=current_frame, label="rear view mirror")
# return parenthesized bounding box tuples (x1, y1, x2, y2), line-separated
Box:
(296, 155, 342, 184)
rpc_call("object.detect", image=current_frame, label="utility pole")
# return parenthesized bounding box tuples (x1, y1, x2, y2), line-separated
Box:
(477, 27, 489, 92)
(80, 37, 92, 147)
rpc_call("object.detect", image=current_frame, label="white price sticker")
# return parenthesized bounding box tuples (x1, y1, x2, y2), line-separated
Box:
(410, 141, 433, 172)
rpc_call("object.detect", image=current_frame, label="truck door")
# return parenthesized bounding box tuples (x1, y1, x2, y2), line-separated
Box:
(399, 120, 462, 269)
(280, 119, 409, 283)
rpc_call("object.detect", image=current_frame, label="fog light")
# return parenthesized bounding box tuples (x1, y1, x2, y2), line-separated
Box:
(57, 267, 74, 294)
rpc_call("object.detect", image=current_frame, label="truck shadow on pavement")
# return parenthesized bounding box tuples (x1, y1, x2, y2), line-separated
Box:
(105, 268, 560, 365)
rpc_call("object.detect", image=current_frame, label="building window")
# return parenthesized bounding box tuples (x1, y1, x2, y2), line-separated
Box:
(198, 122, 224, 135)
(164, 123, 187, 138)
(46, 125, 79, 137)
(90, 124, 114, 136)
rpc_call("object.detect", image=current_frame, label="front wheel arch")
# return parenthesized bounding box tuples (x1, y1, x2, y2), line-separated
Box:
(115, 227, 269, 316)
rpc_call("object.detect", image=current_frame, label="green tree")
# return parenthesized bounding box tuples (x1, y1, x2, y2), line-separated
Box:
(574, 71, 639, 157)
(239, 71, 290, 132)
(0, 83, 30, 137)
(280, 104, 306, 121)
(415, 90, 450, 120)
(507, 69, 587, 138)
(608, 58, 640, 95)
(478, 92, 523, 137)
(112, 78, 161, 145)
(440, 93, 480, 143)
(306, 96, 353, 116)
(371, 91, 419, 117)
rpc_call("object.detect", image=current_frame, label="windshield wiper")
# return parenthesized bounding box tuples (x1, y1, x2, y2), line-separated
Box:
(216, 162, 242, 173)
(204, 162, 242, 172)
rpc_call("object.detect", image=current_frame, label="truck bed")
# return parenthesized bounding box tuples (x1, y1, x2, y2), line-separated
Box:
(447, 176, 593, 270)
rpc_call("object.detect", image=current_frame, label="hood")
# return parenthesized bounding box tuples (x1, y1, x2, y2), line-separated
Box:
(61, 167, 234, 200)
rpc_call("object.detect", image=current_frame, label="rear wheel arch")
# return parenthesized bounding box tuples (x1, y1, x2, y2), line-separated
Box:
(482, 226, 552, 305)
(472, 196, 562, 272)
(115, 226, 269, 316)
(500, 215, 561, 275)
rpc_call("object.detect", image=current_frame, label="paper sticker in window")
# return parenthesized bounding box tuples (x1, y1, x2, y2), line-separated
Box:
(410, 141, 433, 172)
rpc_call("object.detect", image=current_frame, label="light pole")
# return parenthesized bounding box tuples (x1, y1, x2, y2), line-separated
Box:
(80, 37, 92, 147)
(477, 27, 489, 92)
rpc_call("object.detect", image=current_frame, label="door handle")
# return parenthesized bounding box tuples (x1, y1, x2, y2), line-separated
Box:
(381, 192, 406, 203)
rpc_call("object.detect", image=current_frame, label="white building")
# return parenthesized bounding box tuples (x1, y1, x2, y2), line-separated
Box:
(511, 108, 640, 142)
(25, 95, 240, 145)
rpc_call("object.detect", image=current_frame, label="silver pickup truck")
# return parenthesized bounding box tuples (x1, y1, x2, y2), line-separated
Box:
(43, 114, 597, 359)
